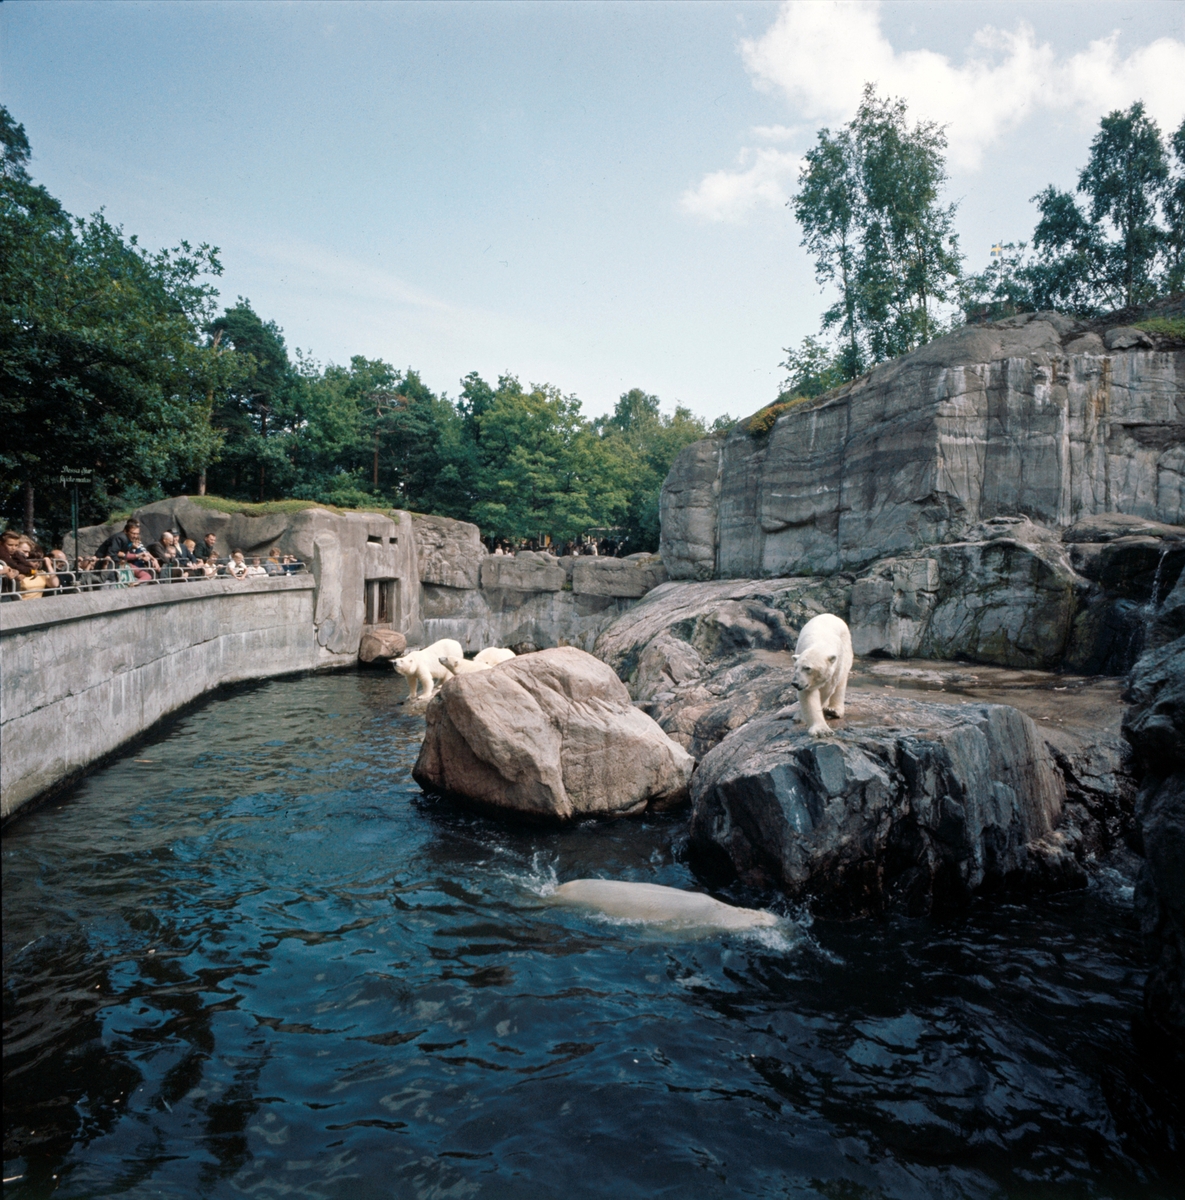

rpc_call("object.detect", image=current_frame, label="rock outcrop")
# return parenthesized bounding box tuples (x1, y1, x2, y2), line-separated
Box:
(592, 577, 1136, 893)
(847, 514, 1183, 673)
(1124, 636, 1185, 1059)
(358, 628, 408, 663)
(662, 313, 1183, 583)
(412, 512, 486, 590)
(416, 528, 669, 654)
(78, 497, 421, 663)
(412, 646, 693, 820)
(689, 693, 1071, 915)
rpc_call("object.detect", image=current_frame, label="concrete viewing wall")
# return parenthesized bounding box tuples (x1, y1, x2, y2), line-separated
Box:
(2, 502, 674, 820)
(1, 576, 318, 819)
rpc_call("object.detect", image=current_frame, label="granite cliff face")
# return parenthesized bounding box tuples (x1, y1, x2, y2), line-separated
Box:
(662, 313, 1182, 582)
(659, 313, 1184, 674)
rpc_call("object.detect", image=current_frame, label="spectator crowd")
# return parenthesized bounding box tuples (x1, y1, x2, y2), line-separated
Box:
(0, 520, 304, 601)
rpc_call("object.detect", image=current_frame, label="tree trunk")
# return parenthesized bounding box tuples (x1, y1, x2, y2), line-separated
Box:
(198, 468, 207, 496)
(23, 481, 35, 535)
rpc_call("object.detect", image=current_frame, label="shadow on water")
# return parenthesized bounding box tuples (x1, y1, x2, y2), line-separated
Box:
(3, 670, 1181, 1199)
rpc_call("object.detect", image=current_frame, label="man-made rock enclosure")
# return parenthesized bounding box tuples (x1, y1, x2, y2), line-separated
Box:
(660, 312, 1184, 676)
(46, 309, 1185, 1057)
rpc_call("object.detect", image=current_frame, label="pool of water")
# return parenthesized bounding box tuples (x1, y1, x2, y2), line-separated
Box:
(3, 671, 1180, 1199)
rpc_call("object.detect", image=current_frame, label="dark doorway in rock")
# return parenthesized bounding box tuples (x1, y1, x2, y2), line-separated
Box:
(365, 578, 400, 627)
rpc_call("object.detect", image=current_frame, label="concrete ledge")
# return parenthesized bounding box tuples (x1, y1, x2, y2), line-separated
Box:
(0, 574, 313, 634)
(1, 578, 321, 819)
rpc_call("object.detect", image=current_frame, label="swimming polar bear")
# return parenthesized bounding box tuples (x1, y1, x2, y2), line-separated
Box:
(474, 647, 516, 666)
(792, 612, 853, 737)
(551, 879, 778, 931)
(393, 638, 463, 701)
(438, 653, 491, 675)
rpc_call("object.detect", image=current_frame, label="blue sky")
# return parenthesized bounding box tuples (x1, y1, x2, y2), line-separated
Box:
(3, 1, 1183, 422)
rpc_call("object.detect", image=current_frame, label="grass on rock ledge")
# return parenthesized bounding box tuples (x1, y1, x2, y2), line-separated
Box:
(106, 495, 398, 523)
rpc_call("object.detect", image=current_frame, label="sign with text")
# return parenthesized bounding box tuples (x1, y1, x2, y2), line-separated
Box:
(60, 468, 93, 486)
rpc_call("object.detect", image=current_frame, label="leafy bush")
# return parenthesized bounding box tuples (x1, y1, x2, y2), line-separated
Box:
(747, 395, 813, 438)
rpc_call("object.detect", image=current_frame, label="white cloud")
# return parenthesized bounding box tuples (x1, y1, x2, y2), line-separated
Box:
(680, 146, 802, 222)
(684, 0, 1185, 222)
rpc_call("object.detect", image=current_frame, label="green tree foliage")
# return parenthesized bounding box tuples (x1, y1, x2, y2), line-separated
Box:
(778, 335, 848, 400)
(204, 301, 304, 501)
(1, 105, 233, 536)
(964, 105, 1185, 317)
(791, 85, 961, 382)
(593, 389, 711, 553)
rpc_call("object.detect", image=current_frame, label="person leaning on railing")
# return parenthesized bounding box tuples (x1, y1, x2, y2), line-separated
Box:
(97, 520, 157, 581)
(176, 538, 203, 577)
(0, 528, 41, 598)
(0, 531, 56, 598)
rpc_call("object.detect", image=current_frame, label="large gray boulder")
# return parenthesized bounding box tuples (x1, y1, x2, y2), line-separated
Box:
(572, 556, 668, 598)
(480, 551, 566, 593)
(847, 514, 1184, 673)
(689, 693, 1071, 915)
(1124, 637, 1185, 1059)
(412, 646, 694, 820)
(595, 576, 850, 685)
(851, 516, 1087, 669)
(411, 513, 485, 590)
(662, 314, 1184, 581)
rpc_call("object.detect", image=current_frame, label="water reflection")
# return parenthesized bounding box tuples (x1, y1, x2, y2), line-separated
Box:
(2, 671, 1180, 1198)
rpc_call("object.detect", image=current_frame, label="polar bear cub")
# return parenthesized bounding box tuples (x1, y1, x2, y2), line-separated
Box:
(438, 653, 491, 676)
(474, 646, 516, 666)
(792, 613, 853, 737)
(393, 638, 464, 701)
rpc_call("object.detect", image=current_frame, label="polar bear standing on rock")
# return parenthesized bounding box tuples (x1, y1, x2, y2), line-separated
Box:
(393, 638, 463, 701)
(792, 613, 853, 737)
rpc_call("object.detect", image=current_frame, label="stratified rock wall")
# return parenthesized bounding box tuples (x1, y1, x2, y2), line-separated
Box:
(662, 314, 1183, 581)
(411, 516, 669, 653)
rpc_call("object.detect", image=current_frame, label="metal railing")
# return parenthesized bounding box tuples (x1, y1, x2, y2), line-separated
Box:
(1, 557, 308, 602)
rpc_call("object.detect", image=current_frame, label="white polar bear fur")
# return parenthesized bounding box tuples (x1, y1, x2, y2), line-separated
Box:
(439, 653, 491, 675)
(474, 647, 516, 666)
(551, 879, 777, 931)
(393, 638, 464, 700)
(792, 612, 853, 737)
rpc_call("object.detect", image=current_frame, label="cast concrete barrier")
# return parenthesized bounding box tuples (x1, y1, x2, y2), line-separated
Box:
(1, 575, 319, 819)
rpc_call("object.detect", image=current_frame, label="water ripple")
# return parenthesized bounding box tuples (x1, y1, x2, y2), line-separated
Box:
(3, 671, 1180, 1199)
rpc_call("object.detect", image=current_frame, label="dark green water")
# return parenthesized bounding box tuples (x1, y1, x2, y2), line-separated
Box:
(2, 671, 1180, 1199)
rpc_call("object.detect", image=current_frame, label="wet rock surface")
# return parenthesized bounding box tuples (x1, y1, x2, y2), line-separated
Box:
(592, 580, 1137, 910)
(1124, 636, 1185, 1059)
(412, 646, 693, 821)
(688, 693, 1069, 915)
